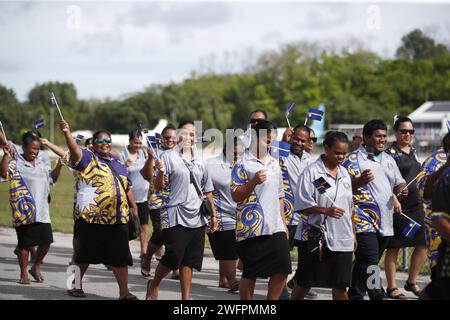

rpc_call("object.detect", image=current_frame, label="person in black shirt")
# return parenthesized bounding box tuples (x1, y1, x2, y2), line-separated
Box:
(384, 116, 427, 299)
(420, 169, 450, 299)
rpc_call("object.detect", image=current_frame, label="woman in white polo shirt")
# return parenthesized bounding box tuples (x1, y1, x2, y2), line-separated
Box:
(290, 131, 355, 300)
(231, 119, 291, 300)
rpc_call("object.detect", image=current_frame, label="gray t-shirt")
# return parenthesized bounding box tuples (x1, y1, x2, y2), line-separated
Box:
(120, 148, 150, 203)
(294, 156, 354, 252)
(159, 144, 210, 229)
(343, 145, 406, 236)
(231, 151, 286, 242)
(204, 154, 237, 232)
(280, 151, 312, 226)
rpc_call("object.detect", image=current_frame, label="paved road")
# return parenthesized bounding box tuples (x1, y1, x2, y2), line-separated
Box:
(0, 227, 429, 300)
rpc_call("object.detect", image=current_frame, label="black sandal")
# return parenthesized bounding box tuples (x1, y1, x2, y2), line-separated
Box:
(68, 288, 87, 298)
(404, 281, 421, 297)
(119, 293, 138, 300)
(228, 281, 239, 294)
(387, 288, 407, 300)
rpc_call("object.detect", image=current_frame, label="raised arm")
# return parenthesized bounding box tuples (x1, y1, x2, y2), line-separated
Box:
(0, 145, 11, 179)
(140, 147, 155, 182)
(40, 138, 66, 158)
(59, 120, 82, 164)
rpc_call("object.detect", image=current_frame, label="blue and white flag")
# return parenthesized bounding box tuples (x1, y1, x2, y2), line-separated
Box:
(313, 177, 331, 194)
(285, 101, 296, 118)
(270, 141, 291, 158)
(307, 108, 324, 121)
(49, 92, 57, 105)
(447, 120, 450, 133)
(75, 134, 84, 145)
(402, 219, 421, 240)
(34, 119, 45, 130)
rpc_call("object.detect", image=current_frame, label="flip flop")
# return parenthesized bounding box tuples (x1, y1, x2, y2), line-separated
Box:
(404, 281, 421, 297)
(387, 288, 407, 300)
(28, 269, 44, 283)
(68, 288, 86, 298)
(119, 293, 138, 300)
(141, 268, 151, 278)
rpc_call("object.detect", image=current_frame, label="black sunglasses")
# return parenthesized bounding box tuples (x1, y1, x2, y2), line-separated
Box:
(310, 137, 318, 143)
(250, 118, 264, 124)
(94, 137, 112, 144)
(399, 129, 415, 135)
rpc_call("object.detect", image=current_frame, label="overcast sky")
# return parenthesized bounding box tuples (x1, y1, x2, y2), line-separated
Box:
(1, 1, 449, 101)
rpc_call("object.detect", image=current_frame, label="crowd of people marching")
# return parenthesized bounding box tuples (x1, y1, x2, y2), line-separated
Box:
(0, 109, 449, 300)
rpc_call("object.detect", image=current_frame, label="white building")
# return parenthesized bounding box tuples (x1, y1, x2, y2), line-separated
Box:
(408, 101, 450, 149)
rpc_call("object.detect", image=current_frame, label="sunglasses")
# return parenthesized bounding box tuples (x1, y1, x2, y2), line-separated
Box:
(310, 137, 318, 143)
(399, 129, 415, 135)
(250, 118, 264, 124)
(94, 138, 112, 144)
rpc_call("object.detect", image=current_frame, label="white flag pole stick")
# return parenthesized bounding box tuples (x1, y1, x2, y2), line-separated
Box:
(395, 172, 422, 197)
(285, 115, 292, 129)
(304, 116, 308, 126)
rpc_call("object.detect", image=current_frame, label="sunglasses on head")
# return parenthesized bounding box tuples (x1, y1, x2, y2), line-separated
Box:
(399, 129, 415, 135)
(310, 137, 318, 143)
(94, 137, 112, 144)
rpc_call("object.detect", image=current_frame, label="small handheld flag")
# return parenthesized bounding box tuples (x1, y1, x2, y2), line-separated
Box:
(34, 119, 45, 130)
(284, 101, 296, 129)
(313, 177, 332, 194)
(304, 108, 324, 125)
(49, 91, 64, 121)
(401, 215, 421, 239)
(270, 141, 291, 158)
(75, 134, 84, 145)
(447, 120, 450, 133)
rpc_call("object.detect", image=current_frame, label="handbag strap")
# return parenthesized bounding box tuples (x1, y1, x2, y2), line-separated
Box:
(182, 159, 203, 200)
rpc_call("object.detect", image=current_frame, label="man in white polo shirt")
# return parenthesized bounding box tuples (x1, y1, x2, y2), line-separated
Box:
(343, 120, 408, 300)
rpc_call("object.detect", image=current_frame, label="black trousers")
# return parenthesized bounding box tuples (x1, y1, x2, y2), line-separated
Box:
(348, 232, 391, 300)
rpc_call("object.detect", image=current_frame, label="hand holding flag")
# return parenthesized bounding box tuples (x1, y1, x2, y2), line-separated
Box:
(49, 92, 65, 120)
(313, 177, 345, 219)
